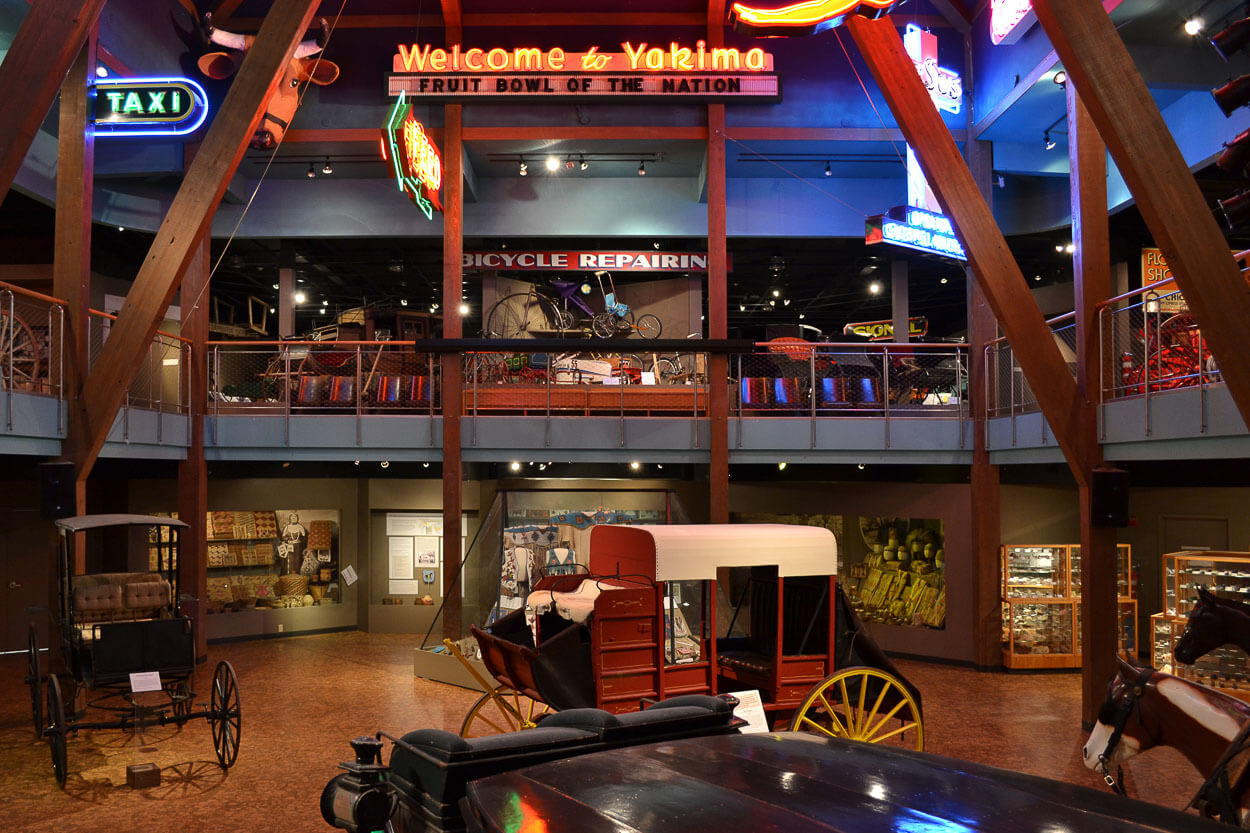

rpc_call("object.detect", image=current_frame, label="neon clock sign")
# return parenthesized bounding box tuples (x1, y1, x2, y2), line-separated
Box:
(90, 77, 209, 137)
(381, 92, 443, 220)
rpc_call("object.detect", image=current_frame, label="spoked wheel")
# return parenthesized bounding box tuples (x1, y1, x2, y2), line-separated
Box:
(46, 674, 68, 787)
(634, 313, 662, 339)
(789, 667, 923, 750)
(459, 685, 551, 737)
(209, 661, 241, 769)
(27, 624, 42, 738)
(590, 312, 620, 339)
(0, 308, 42, 389)
(485, 293, 560, 339)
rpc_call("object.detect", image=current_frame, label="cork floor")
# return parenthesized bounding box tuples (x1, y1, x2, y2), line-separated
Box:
(0, 632, 1199, 832)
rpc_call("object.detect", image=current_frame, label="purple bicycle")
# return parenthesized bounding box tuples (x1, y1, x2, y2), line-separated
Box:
(484, 271, 662, 339)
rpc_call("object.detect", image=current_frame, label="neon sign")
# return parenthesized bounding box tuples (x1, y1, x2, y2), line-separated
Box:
(730, 0, 897, 37)
(866, 207, 967, 261)
(381, 92, 442, 220)
(991, 0, 1036, 45)
(90, 77, 209, 137)
(902, 25, 960, 115)
(393, 43, 774, 74)
(843, 316, 929, 341)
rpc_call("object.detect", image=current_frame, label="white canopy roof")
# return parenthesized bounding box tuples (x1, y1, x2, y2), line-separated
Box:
(590, 524, 837, 582)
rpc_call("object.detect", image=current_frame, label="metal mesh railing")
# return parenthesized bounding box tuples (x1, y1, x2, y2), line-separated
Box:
(731, 342, 966, 417)
(88, 311, 190, 413)
(983, 314, 1075, 419)
(0, 283, 63, 398)
(209, 341, 439, 413)
(1100, 286, 1211, 400)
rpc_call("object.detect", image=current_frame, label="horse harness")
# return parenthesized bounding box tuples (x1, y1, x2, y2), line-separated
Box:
(1096, 666, 1157, 797)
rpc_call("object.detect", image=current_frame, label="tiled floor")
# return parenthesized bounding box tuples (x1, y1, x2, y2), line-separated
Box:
(0, 632, 1199, 831)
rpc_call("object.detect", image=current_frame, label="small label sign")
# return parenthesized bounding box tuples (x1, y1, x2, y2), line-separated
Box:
(726, 689, 770, 733)
(129, 671, 162, 693)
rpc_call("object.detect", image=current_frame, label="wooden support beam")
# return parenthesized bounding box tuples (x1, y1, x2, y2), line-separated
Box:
(1068, 85, 1119, 723)
(845, 15, 1094, 484)
(178, 234, 210, 664)
(442, 102, 464, 640)
(70, 0, 321, 478)
(440, 0, 462, 43)
(1032, 0, 1250, 435)
(53, 32, 95, 439)
(0, 0, 107, 202)
(708, 103, 729, 526)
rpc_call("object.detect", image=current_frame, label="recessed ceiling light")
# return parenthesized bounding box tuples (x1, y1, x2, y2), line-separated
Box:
(778, 462, 787, 471)
(1183, 17, 1202, 36)
(458, 303, 470, 315)
(510, 461, 521, 472)
(869, 281, 882, 295)
(630, 461, 641, 471)
(293, 291, 307, 304)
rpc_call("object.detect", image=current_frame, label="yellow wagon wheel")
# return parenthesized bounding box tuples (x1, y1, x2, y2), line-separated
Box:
(789, 667, 923, 750)
(459, 684, 551, 737)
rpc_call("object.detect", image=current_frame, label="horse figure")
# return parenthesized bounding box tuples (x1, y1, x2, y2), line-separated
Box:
(1084, 654, 1250, 823)
(1175, 586, 1250, 665)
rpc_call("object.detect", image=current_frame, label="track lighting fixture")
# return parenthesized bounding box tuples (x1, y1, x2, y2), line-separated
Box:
(321, 158, 333, 175)
(580, 155, 589, 171)
(1212, 75, 1250, 116)
(306, 163, 316, 178)
(1218, 127, 1250, 177)
(1052, 70, 1067, 87)
(823, 161, 831, 177)
(545, 155, 559, 172)
(519, 161, 528, 176)
(1184, 17, 1203, 37)
(1044, 132, 1056, 151)
(1212, 16, 1250, 60)
(638, 160, 647, 176)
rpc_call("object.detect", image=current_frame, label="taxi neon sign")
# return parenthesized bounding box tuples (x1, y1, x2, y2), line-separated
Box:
(90, 77, 209, 137)
(381, 92, 442, 220)
(730, 0, 897, 37)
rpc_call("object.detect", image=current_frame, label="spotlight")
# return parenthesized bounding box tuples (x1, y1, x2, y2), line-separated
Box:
(269, 307, 276, 314)
(294, 291, 307, 304)
(95, 65, 109, 78)
(1184, 17, 1203, 37)
(857, 463, 865, 470)
(400, 299, 408, 306)
(564, 158, 575, 170)
(739, 304, 746, 312)
(638, 161, 647, 176)
(824, 161, 831, 177)
(869, 281, 882, 295)
(458, 303, 470, 315)
(307, 163, 316, 178)
(431, 303, 439, 311)
(1212, 75, 1250, 116)
(322, 158, 333, 175)
(940, 277, 948, 284)
(1044, 132, 1056, 151)
(772, 289, 781, 297)
(272, 283, 280, 289)
(778, 462, 787, 471)
(1064, 243, 1075, 254)
(509, 461, 521, 472)
(519, 161, 528, 176)
(769, 299, 776, 306)
(1219, 190, 1250, 229)
(798, 313, 805, 320)
(1211, 17, 1250, 59)
(1034, 275, 1042, 281)
(1218, 128, 1250, 176)
(1054, 244, 1064, 253)
(1052, 70, 1067, 87)
(423, 462, 430, 468)
(783, 299, 791, 306)
(580, 155, 589, 171)
(117, 226, 125, 232)
(630, 461, 641, 471)
(545, 155, 559, 172)
(380, 460, 389, 469)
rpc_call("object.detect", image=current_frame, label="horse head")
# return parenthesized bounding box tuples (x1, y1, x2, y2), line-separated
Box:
(1175, 586, 1225, 665)
(1082, 654, 1158, 772)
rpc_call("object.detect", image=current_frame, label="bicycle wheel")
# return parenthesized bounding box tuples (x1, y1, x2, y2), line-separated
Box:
(485, 293, 560, 339)
(590, 313, 618, 339)
(655, 357, 679, 384)
(634, 313, 662, 339)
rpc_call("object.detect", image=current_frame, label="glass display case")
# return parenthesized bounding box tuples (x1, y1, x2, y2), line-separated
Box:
(1152, 551, 1250, 698)
(1001, 544, 1135, 669)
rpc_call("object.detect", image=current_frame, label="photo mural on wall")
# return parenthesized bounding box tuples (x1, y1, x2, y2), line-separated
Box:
(205, 509, 341, 613)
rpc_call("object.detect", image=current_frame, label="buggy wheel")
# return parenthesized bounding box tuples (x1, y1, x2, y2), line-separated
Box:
(47, 674, 67, 787)
(27, 624, 42, 738)
(460, 685, 551, 737)
(634, 313, 662, 339)
(485, 293, 560, 339)
(209, 661, 242, 768)
(790, 667, 923, 751)
(0, 307, 42, 388)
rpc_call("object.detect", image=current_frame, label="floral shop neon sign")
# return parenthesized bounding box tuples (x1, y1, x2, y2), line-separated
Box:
(381, 92, 443, 220)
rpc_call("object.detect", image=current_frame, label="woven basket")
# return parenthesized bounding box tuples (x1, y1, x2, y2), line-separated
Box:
(309, 584, 327, 601)
(276, 573, 310, 597)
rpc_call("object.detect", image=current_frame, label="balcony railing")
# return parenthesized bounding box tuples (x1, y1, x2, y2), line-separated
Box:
(89, 309, 190, 415)
(1, 280, 65, 432)
(983, 312, 1077, 421)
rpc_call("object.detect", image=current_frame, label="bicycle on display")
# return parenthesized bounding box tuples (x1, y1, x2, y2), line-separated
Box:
(622, 334, 705, 385)
(484, 271, 661, 340)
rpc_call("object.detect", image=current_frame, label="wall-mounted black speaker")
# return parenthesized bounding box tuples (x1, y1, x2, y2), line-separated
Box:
(1091, 467, 1130, 527)
(38, 462, 76, 520)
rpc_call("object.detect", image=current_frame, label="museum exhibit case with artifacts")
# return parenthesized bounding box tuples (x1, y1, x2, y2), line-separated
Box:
(1001, 543, 1136, 669)
(204, 509, 343, 612)
(1152, 551, 1250, 698)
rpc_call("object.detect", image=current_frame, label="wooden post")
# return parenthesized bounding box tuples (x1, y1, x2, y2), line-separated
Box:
(1032, 0, 1250, 435)
(964, 139, 1003, 668)
(707, 104, 729, 525)
(0, 0, 108, 202)
(51, 30, 96, 517)
(441, 102, 464, 640)
(178, 232, 210, 663)
(1069, 84, 1118, 723)
(845, 14, 1095, 484)
(890, 261, 908, 343)
(70, 0, 320, 479)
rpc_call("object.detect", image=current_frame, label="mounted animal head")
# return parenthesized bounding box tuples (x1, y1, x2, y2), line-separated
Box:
(195, 14, 339, 150)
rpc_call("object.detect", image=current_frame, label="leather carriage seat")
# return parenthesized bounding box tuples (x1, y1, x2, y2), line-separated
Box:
(72, 572, 173, 637)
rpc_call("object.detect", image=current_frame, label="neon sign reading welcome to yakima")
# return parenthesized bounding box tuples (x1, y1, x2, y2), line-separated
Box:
(393, 42, 774, 74)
